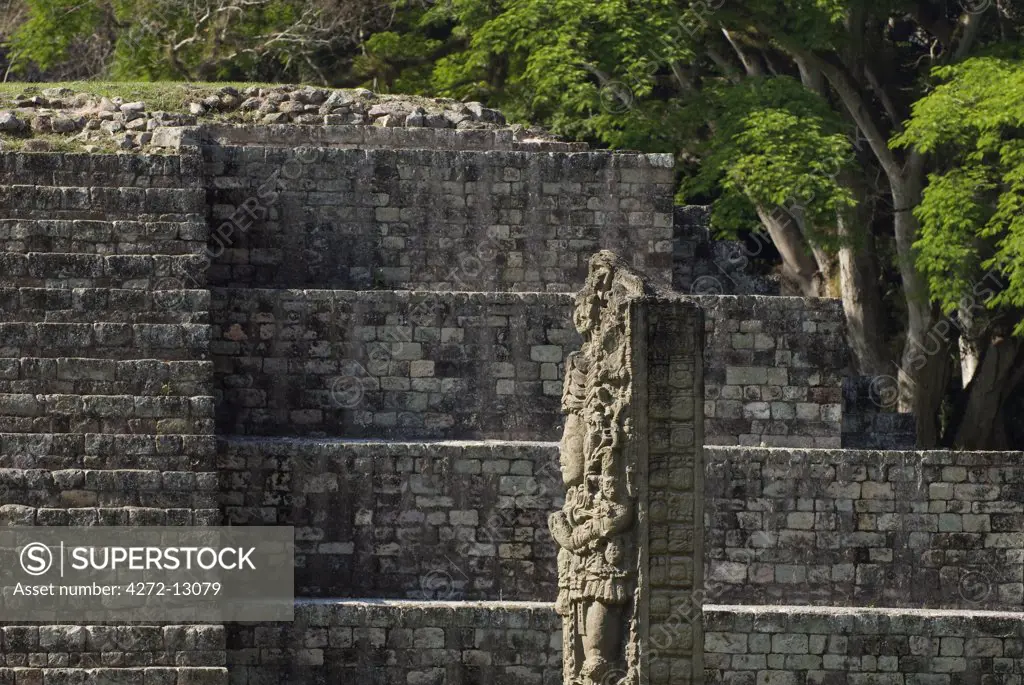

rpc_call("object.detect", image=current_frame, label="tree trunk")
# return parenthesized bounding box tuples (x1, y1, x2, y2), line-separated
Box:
(958, 303, 982, 386)
(836, 187, 890, 376)
(950, 337, 1024, 449)
(789, 205, 836, 294)
(897, 313, 955, 448)
(888, 168, 947, 446)
(755, 205, 825, 297)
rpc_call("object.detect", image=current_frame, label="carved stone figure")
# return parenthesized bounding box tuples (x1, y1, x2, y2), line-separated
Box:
(550, 251, 653, 685)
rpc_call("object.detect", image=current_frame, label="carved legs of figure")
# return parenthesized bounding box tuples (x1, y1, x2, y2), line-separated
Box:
(580, 600, 624, 685)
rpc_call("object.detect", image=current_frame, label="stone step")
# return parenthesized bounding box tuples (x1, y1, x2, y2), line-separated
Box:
(231, 598, 1024, 683)
(841, 375, 917, 449)
(227, 598, 558, 685)
(684, 240, 783, 296)
(0, 668, 226, 685)
(0, 150, 203, 188)
(212, 287, 846, 447)
(202, 140, 673, 292)
(220, 438, 1024, 613)
(704, 604, 1024, 680)
(169, 123, 585, 151)
(0, 322, 210, 360)
(0, 466, 219, 511)
(218, 436, 559, 601)
(842, 411, 917, 449)
(0, 393, 214, 434)
(0, 287, 209, 324)
(0, 217, 207, 255)
(672, 205, 783, 296)
(0, 432, 216, 470)
(0, 253, 207, 289)
(0, 358, 211, 396)
(212, 289, 574, 441)
(0, 184, 205, 216)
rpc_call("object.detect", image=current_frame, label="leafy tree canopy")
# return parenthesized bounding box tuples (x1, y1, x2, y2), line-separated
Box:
(895, 53, 1024, 334)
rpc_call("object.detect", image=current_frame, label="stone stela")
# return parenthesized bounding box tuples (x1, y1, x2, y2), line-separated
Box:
(550, 251, 704, 685)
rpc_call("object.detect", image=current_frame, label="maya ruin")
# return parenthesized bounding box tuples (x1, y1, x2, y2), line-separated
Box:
(0, 86, 1022, 685)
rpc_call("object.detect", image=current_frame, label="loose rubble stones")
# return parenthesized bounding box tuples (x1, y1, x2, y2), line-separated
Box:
(0, 111, 25, 131)
(0, 84, 531, 152)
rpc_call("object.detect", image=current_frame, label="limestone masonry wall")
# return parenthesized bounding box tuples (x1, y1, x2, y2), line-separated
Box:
(203, 143, 674, 292)
(0, 624, 225, 683)
(219, 438, 562, 600)
(0, 433, 217, 471)
(0, 319, 210, 363)
(0, 151, 202, 188)
(218, 441, 1024, 612)
(211, 289, 574, 439)
(841, 377, 917, 449)
(212, 289, 846, 446)
(706, 447, 1024, 611)
(228, 600, 560, 685)
(0, 150, 226, 684)
(673, 205, 780, 297)
(0, 433, 221, 525)
(700, 296, 846, 448)
(226, 601, 1024, 685)
(704, 605, 1024, 684)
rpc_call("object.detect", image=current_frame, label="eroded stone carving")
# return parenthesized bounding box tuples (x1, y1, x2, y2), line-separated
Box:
(550, 251, 653, 685)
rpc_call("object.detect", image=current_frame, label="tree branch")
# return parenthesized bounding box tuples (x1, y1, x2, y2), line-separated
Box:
(953, 10, 984, 62)
(793, 54, 825, 96)
(722, 28, 764, 77)
(907, 2, 954, 47)
(793, 48, 904, 183)
(864, 64, 903, 131)
(706, 45, 741, 82)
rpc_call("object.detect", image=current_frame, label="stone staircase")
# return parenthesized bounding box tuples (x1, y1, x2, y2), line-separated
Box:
(0, 152, 225, 684)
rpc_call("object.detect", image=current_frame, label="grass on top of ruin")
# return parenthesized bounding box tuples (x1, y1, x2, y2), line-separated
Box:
(0, 81, 276, 112)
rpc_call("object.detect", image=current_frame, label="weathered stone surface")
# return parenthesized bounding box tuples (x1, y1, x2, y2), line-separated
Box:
(208, 286, 845, 445)
(0, 148, 223, 684)
(703, 605, 1024, 684)
(0, 111, 25, 132)
(228, 600, 560, 685)
(550, 252, 704, 685)
(0, 112, 1009, 685)
(705, 447, 1024, 611)
(219, 437, 561, 600)
(201, 142, 673, 292)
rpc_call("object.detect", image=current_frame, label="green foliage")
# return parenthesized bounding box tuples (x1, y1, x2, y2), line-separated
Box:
(406, 1, 855, 244)
(894, 55, 1024, 333)
(355, 30, 443, 92)
(425, 0, 696, 139)
(683, 77, 855, 244)
(7, 0, 104, 72)
(6, 0, 352, 83)
(716, 0, 849, 50)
